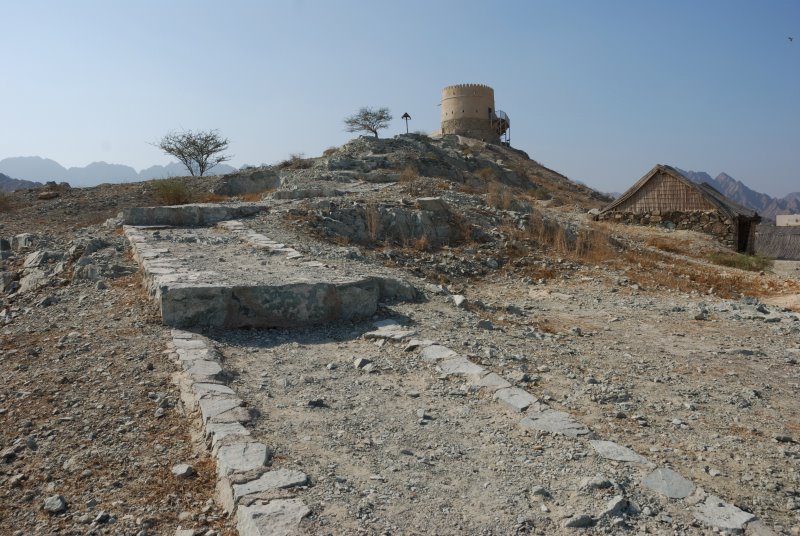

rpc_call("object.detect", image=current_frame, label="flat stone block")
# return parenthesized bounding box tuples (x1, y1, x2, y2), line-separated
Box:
(437, 356, 486, 378)
(589, 440, 650, 464)
(494, 387, 538, 413)
(233, 469, 308, 503)
(642, 468, 695, 499)
(177, 347, 220, 362)
(206, 422, 251, 451)
(172, 338, 207, 350)
(364, 328, 417, 341)
(217, 442, 271, 477)
(469, 372, 511, 391)
(211, 406, 253, 425)
(171, 329, 195, 339)
(519, 409, 590, 437)
(236, 499, 310, 536)
(199, 396, 243, 424)
(693, 495, 755, 534)
(193, 383, 236, 398)
(184, 359, 223, 380)
(420, 345, 457, 362)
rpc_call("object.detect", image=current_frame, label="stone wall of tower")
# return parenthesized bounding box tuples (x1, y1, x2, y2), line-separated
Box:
(440, 84, 498, 142)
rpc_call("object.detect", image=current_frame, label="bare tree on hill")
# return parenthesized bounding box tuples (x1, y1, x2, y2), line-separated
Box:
(154, 129, 231, 177)
(343, 107, 392, 138)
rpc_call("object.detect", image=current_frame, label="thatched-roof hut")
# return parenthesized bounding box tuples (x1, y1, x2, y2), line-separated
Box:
(597, 164, 761, 253)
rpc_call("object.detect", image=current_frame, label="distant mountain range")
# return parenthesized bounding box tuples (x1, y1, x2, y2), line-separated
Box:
(0, 156, 237, 188)
(676, 168, 799, 221)
(0, 172, 42, 193)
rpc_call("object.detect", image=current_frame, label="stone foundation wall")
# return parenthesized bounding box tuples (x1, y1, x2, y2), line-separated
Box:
(441, 117, 498, 142)
(598, 210, 737, 248)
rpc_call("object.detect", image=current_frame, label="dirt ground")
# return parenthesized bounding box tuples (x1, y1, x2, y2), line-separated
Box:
(2, 165, 800, 534)
(192, 211, 800, 535)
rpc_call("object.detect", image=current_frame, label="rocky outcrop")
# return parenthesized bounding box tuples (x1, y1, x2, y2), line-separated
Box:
(122, 203, 267, 227)
(311, 196, 469, 248)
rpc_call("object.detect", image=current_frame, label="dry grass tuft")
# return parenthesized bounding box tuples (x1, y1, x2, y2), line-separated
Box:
(0, 192, 13, 212)
(196, 193, 230, 204)
(322, 147, 338, 157)
(241, 190, 272, 202)
(399, 166, 420, 196)
(486, 182, 514, 210)
(365, 202, 381, 243)
(279, 153, 313, 169)
(475, 168, 496, 181)
(413, 234, 430, 252)
(152, 179, 192, 205)
(646, 236, 692, 254)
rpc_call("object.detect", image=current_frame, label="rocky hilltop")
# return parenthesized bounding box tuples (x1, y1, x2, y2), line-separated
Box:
(1, 134, 799, 535)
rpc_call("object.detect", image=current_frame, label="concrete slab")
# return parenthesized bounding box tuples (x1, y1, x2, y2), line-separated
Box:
(589, 440, 650, 464)
(494, 387, 538, 412)
(693, 495, 755, 534)
(437, 356, 486, 379)
(125, 223, 419, 329)
(642, 468, 695, 499)
(519, 409, 590, 437)
(469, 372, 511, 392)
(420, 345, 457, 362)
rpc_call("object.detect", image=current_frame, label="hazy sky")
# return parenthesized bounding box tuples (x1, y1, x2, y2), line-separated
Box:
(2, 1, 798, 196)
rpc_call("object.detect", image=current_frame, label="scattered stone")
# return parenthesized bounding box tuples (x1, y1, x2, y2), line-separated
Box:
(476, 319, 494, 330)
(43, 495, 67, 514)
(171, 463, 195, 479)
(529, 485, 550, 498)
(451, 294, 467, 308)
(580, 474, 612, 491)
(563, 514, 594, 528)
(353, 357, 371, 369)
(600, 495, 629, 518)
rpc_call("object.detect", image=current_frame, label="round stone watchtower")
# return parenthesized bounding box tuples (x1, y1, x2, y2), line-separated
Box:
(440, 83, 510, 143)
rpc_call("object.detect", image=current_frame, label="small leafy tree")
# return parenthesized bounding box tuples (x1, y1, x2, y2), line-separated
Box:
(343, 107, 392, 138)
(155, 129, 231, 177)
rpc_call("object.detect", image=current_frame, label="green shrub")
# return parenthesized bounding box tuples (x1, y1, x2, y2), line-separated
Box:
(708, 252, 773, 272)
(153, 179, 192, 205)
